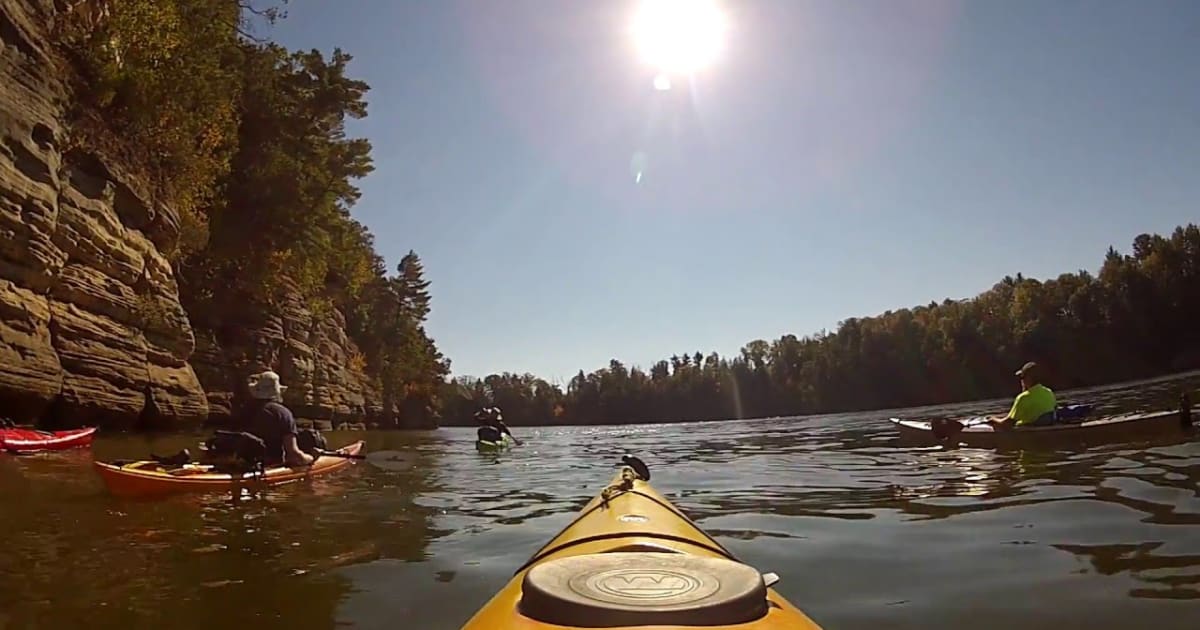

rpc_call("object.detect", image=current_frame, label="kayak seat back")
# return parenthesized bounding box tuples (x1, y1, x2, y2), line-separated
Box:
(1057, 404, 1093, 423)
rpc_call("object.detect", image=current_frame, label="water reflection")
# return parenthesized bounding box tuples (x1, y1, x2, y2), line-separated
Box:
(1, 375, 1198, 629)
(1055, 542, 1200, 599)
(0, 430, 446, 629)
(363, 374, 1199, 628)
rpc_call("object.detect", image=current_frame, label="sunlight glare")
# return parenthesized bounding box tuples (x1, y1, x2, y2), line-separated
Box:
(633, 0, 727, 76)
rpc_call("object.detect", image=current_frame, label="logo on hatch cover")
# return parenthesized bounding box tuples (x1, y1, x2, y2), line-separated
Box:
(586, 568, 706, 602)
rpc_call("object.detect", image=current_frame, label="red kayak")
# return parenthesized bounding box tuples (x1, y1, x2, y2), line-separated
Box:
(1, 427, 97, 453)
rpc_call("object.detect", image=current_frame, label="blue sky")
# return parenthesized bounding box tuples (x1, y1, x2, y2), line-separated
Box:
(267, 0, 1200, 383)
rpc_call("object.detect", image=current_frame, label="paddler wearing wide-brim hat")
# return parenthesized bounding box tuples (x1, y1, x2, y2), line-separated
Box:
(247, 370, 288, 402)
(989, 361, 1057, 430)
(242, 370, 313, 466)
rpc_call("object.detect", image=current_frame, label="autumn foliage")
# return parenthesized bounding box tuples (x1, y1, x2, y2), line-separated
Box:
(56, 1, 448, 426)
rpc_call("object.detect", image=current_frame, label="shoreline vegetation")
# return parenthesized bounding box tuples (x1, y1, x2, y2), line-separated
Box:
(49, 3, 1199, 430)
(441, 224, 1200, 427)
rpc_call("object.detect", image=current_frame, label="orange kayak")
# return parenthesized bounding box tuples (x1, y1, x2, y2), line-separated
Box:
(93, 440, 364, 497)
(461, 458, 823, 629)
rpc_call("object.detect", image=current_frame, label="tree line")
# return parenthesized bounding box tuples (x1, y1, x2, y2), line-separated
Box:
(443, 224, 1200, 425)
(57, 1, 448, 426)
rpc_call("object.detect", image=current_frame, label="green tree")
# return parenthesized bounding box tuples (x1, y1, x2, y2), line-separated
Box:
(397, 250, 432, 321)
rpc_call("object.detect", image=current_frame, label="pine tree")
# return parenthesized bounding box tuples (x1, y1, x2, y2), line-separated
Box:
(397, 250, 431, 321)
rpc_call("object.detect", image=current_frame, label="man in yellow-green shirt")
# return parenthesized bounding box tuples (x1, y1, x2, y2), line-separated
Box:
(990, 361, 1057, 429)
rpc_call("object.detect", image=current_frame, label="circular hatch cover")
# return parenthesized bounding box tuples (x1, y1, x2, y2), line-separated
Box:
(519, 552, 768, 627)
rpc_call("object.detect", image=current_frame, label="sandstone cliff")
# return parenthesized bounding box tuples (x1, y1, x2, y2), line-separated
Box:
(0, 0, 391, 429)
(187, 283, 381, 428)
(0, 0, 206, 429)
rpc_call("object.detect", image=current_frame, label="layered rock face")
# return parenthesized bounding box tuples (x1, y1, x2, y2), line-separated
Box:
(0, 0, 207, 428)
(0, 0, 403, 430)
(188, 284, 379, 427)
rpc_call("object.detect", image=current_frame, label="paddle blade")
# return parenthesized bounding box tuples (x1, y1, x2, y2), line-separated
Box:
(930, 419, 965, 440)
(362, 450, 421, 472)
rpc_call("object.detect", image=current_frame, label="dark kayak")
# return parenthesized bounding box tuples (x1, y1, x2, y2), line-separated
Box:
(892, 407, 1191, 449)
(476, 434, 514, 452)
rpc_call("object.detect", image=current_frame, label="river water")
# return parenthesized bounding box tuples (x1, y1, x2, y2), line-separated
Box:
(2, 373, 1199, 629)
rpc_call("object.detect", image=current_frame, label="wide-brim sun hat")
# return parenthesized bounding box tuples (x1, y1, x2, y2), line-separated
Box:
(248, 370, 288, 401)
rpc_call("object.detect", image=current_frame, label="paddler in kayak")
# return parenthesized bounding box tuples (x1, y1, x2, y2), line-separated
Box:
(241, 370, 314, 466)
(151, 370, 316, 470)
(988, 361, 1057, 429)
(475, 406, 522, 446)
(929, 361, 1058, 440)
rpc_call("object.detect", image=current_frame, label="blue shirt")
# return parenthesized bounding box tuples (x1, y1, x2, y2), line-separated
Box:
(246, 400, 297, 464)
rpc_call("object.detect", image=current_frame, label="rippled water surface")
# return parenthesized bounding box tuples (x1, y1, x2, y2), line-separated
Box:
(2, 374, 1199, 629)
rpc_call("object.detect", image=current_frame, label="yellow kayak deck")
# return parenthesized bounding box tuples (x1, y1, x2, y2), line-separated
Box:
(462, 463, 822, 629)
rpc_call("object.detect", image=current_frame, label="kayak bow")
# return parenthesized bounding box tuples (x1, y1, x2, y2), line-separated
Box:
(476, 433, 515, 452)
(462, 457, 822, 629)
(1, 426, 97, 453)
(93, 440, 365, 497)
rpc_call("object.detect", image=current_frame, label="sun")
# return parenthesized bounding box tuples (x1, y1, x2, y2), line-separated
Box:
(632, 0, 727, 77)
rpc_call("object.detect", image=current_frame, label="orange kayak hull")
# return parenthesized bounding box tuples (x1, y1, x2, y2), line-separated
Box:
(93, 440, 364, 497)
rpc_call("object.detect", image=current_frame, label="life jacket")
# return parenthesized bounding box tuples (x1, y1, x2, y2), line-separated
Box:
(203, 430, 268, 474)
(296, 428, 327, 456)
(478, 425, 503, 442)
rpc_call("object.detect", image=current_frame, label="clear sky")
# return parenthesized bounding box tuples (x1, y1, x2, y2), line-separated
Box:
(265, 0, 1200, 383)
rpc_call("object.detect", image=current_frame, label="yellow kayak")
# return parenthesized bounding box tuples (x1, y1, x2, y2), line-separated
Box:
(462, 457, 823, 629)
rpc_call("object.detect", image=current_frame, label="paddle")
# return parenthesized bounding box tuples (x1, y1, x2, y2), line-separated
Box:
(929, 416, 1003, 441)
(147, 449, 419, 476)
(312, 448, 366, 460)
(139, 446, 418, 472)
(935, 402, 1097, 439)
(315, 448, 421, 471)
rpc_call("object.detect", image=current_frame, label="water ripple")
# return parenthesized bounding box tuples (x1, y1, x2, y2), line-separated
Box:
(1, 374, 1199, 629)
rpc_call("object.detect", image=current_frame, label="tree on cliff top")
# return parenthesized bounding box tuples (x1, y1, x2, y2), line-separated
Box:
(57, 2, 453, 426)
(192, 44, 374, 303)
(348, 252, 448, 427)
(57, 0, 250, 254)
(184, 42, 451, 426)
(397, 250, 432, 322)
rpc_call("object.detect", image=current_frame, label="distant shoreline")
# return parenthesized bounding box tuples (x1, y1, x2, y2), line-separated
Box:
(437, 368, 1200, 429)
